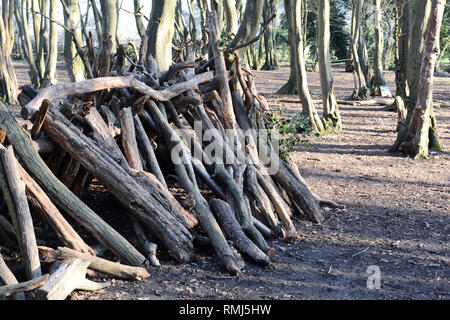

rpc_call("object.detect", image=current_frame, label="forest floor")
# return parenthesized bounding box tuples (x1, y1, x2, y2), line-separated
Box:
(6, 61, 450, 300)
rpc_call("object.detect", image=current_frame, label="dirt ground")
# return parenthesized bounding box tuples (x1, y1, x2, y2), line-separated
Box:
(5, 61, 450, 300)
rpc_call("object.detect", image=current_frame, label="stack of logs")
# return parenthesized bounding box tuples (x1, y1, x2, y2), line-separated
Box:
(0, 13, 341, 300)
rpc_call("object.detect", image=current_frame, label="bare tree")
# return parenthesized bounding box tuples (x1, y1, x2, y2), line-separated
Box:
(261, 0, 278, 70)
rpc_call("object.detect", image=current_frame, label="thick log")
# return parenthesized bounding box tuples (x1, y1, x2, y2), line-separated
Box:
(54, 247, 150, 281)
(210, 199, 271, 266)
(0, 103, 146, 266)
(17, 163, 94, 254)
(34, 258, 109, 300)
(119, 107, 144, 171)
(22, 72, 215, 120)
(0, 273, 49, 297)
(0, 254, 25, 300)
(0, 145, 42, 280)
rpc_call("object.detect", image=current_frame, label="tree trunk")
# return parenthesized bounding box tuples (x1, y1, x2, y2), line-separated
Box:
(351, 0, 370, 99)
(223, 0, 238, 34)
(89, 0, 102, 43)
(391, 0, 445, 158)
(133, 0, 146, 38)
(63, 0, 86, 82)
(262, 0, 278, 70)
(394, 0, 410, 100)
(146, 0, 177, 72)
(0, 0, 18, 103)
(406, 0, 431, 110)
(285, 0, 324, 133)
(100, 0, 117, 53)
(44, 0, 58, 83)
(318, 0, 342, 131)
(229, 0, 264, 57)
(372, 0, 386, 94)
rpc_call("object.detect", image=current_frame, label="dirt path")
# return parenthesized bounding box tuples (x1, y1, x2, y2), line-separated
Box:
(67, 66, 449, 300)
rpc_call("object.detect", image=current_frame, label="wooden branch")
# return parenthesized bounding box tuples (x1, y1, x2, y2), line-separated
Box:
(22, 72, 215, 120)
(34, 258, 109, 300)
(0, 254, 25, 300)
(158, 60, 198, 83)
(210, 199, 271, 266)
(55, 247, 150, 281)
(0, 144, 42, 280)
(131, 218, 160, 267)
(17, 162, 94, 254)
(119, 107, 144, 171)
(207, 12, 236, 129)
(0, 273, 49, 297)
(133, 114, 167, 188)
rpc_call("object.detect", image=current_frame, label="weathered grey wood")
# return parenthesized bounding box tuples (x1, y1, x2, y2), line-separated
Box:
(119, 107, 144, 171)
(98, 105, 121, 137)
(17, 162, 94, 254)
(0, 102, 146, 266)
(133, 114, 167, 188)
(34, 258, 108, 300)
(84, 106, 129, 170)
(31, 104, 193, 262)
(31, 100, 49, 139)
(131, 218, 160, 267)
(55, 247, 150, 280)
(0, 145, 42, 280)
(0, 273, 49, 297)
(148, 100, 243, 275)
(0, 254, 25, 300)
(22, 72, 215, 120)
(210, 199, 271, 266)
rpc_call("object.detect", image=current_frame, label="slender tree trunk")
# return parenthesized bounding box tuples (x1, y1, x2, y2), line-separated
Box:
(16, 0, 40, 88)
(351, 0, 370, 99)
(406, 0, 431, 111)
(133, 0, 146, 38)
(395, 0, 410, 100)
(391, 0, 445, 158)
(100, 0, 117, 53)
(223, 0, 238, 34)
(63, 0, 86, 82)
(44, 0, 58, 83)
(229, 0, 264, 56)
(146, 0, 177, 72)
(0, 0, 18, 103)
(262, 0, 278, 70)
(372, 0, 385, 94)
(318, 0, 341, 131)
(285, 0, 324, 133)
(89, 0, 102, 43)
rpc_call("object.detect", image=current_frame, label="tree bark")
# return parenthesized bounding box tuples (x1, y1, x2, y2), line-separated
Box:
(318, 0, 342, 131)
(391, 0, 446, 158)
(146, 0, 177, 72)
(262, 0, 278, 70)
(372, 0, 386, 94)
(0, 0, 18, 103)
(100, 0, 118, 53)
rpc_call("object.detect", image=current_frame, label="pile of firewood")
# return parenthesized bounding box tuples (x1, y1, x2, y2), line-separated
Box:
(0, 13, 342, 300)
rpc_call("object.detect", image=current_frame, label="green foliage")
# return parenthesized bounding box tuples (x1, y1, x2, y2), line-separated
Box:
(263, 102, 316, 160)
(218, 31, 235, 49)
